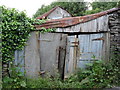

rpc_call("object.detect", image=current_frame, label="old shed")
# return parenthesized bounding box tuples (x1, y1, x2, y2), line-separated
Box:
(14, 7, 120, 79)
(36, 6, 72, 20)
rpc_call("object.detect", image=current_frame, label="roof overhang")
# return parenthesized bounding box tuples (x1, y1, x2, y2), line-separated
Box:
(35, 7, 120, 30)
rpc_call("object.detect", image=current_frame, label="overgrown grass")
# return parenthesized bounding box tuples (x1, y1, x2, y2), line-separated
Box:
(2, 59, 120, 88)
(26, 76, 82, 88)
(25, 60, 119, 88)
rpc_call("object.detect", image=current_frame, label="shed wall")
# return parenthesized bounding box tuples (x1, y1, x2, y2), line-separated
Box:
(13, 10, 120, 78)
(14, 32, 110, 78)
(47, 7, 71, 19)
(56, 15, 109, 32)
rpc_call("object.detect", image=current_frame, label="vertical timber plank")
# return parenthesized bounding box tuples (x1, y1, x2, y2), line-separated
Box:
(58, 34, 67, 79)
(64, 35, 78, 78)
(102, 32, 110, 61)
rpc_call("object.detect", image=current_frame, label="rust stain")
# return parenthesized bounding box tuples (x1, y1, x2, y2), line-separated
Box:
(92, 37, 104, 41)
(35, 7, 120, 30)
(71, 42, 79, 45)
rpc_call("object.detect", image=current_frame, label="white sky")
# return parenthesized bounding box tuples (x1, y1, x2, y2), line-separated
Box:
(0, 0, 57, 17)
(0, 0, 93, 17)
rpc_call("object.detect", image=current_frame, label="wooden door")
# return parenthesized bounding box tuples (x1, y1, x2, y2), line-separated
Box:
(39, 33, 67, 77)
(77, 33, 104, 68)
(64, 35, 79, 78)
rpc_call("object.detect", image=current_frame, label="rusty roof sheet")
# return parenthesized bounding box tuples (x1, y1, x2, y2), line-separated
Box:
(35, 7, 120, 29)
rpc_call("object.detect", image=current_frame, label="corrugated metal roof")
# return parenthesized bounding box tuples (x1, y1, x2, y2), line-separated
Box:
(35, 7, 120, 29)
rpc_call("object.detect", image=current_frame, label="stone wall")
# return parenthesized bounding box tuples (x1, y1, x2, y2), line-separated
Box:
(108, 10, 120, 57)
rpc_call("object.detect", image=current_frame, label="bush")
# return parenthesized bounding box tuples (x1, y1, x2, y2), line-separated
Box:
(2, 59, 120, 88)
(2, 67, 26, 88)
(76, 60, 120, 88)
(1, 5, 55, 88)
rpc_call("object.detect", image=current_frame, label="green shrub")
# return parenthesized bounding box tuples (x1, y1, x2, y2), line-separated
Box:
(3, 58, 120, 88)
(1, 5, 55, 88)
(2, 67, 26, 88)
(76, 60, 119, 88)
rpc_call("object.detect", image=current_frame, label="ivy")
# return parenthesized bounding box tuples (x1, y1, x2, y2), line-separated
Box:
(1, 6, 33, 63)
(33, 19, 46, 25)
(1, 5, 55, 77)
(1, 5, 55, 88)
(40, 27, 56, 33)
(1, 6, 55, 63)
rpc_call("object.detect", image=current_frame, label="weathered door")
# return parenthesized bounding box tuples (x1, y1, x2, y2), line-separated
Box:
(64, 35, 79, 78)
(39, 33, 67, 77)
(77, 33, 104, 68)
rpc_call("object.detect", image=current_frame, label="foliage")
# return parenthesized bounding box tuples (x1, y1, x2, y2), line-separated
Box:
(1, 5, 55, 88)
(110, 49, 120, 85)
(33, 2, 88, 18)
(2, 67, 26, 88)
(1, 5, 33, 88)
(26, 75, 82, 88)
(33, 1, 119, 18)
(1, 6, 34, 64)
(1, 2, 120, 88)
(84, 8, 101, 15)
(84, 2, 118, 15)
(118, 1, 120, 7)
(1, 5, 54, 64)
(26, 56, 120, 88)
(3, 57, 120, 88)
(77, 61, 114, 88)
(91, 2, 118, 11)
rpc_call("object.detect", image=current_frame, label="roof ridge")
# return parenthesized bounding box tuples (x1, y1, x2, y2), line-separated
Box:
(36, 6, 60, 19)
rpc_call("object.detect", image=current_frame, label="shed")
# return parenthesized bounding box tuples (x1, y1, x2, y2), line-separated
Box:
(36, 6, 72, 20)
(14, 7, 120, 79)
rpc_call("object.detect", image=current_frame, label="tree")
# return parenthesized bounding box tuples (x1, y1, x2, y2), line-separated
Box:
(33, 2, 88, 18)
(33, 1, 119, 18)
(91, 2, 118, 11)
(84, 2, 118, 15)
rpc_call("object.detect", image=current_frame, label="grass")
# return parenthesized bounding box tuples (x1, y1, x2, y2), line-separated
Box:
(2, 59, 120, 88)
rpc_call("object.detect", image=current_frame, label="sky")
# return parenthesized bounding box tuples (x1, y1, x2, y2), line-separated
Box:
(0, 0, 93, 17)
(0, 0, 57, 17)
